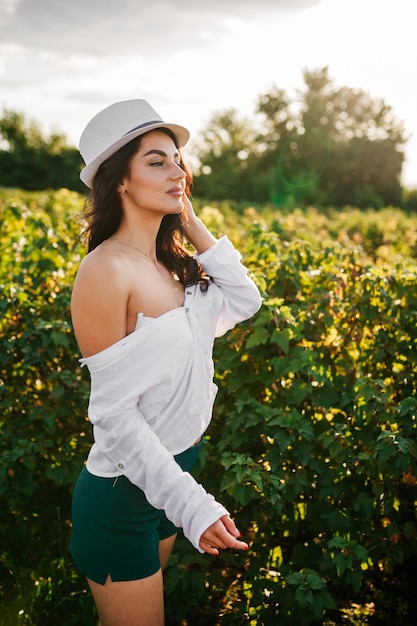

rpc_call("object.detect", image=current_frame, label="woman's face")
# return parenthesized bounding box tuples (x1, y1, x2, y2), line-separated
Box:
(121, 130, 186, 216)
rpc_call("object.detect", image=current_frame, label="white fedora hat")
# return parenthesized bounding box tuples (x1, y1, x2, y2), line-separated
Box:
(79, 99, 190, 188)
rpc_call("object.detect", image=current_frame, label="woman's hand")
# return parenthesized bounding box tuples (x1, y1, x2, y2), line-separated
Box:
(199, 515, 249, 556)
(181, 195, 198, 228)
(181, 196, 217, 254)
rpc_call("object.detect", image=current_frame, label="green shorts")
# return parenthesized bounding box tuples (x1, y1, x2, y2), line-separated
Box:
(69, 442, 201, 585)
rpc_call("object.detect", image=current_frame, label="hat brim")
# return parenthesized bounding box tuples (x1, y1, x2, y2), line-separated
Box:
(80, 121, 190, 188)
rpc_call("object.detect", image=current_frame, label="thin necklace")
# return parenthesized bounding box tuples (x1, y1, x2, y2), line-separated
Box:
(112, 240, 155, 262)
(112, 240, 180, 293)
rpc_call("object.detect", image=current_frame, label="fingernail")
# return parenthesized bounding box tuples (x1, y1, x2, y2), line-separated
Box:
(243, 545, 249, 551)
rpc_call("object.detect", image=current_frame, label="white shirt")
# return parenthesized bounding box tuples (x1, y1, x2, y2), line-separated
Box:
(80, 236, 262, 551)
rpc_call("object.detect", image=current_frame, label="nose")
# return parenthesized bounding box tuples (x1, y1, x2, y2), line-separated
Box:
(170, 162, 186, 181)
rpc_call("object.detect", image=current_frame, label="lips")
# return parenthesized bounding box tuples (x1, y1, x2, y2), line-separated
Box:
(167, 187, 183, 197)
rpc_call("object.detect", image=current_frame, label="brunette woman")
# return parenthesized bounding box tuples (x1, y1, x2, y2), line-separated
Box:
(69, 99, 261, 626)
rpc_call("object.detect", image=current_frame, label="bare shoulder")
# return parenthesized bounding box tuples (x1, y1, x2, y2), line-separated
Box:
(76, 241, 126, 273)
(72, 244, 130, 309)
(71, 245, 131, 357)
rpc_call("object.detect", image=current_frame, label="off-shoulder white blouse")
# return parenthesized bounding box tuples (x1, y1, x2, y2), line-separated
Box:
(80, 236, 262, 552)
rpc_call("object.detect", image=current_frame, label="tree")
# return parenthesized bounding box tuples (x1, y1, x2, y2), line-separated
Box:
(193, 67, 408, 208)
(192, 109, 258, 201)
(305, 68, 406, 207)
(0, 110, 84, 192)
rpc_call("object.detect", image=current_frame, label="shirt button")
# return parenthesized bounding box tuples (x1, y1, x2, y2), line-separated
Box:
(118, 463, 124, 469)
(186, 291, 192, 295)
(185, 307, 189, 313)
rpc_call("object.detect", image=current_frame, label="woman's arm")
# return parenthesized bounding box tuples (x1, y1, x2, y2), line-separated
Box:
(71, 248, 130, 357)
(82, 344, 243, 553)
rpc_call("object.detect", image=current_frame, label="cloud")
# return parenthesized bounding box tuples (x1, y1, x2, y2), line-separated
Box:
(0, 0, 320, 56)
(0, 0, 323, 148)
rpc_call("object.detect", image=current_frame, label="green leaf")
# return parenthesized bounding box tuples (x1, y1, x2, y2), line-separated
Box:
(305, 572, 325, 591)
(245, 326, 270, 348)
(271, 328, 292, 353)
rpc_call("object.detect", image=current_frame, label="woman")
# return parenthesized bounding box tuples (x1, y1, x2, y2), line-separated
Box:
(69, 99, 262, 626)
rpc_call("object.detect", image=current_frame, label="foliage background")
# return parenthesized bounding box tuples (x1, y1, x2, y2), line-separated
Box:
(2, 66, 416, 212)
(192, 67, 409, 212)
(0, 113, 83, 193)
(1, 189, 417, 625)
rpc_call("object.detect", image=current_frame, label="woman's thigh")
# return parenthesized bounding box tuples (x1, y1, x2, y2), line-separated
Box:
(89, 569, 164, 626)
(159, 533, 177, 571)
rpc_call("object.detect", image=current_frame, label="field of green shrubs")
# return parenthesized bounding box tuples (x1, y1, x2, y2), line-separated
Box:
(1, 188, 416, 625)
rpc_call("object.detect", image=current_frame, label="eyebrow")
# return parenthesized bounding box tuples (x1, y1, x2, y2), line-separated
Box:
(143, 149, 180, 159)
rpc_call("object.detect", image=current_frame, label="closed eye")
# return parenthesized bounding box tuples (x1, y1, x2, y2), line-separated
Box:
(150, 159, 183, 169)
(144, 148, 181, 169)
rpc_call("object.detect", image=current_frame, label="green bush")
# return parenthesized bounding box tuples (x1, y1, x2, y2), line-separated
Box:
(1, 190, 416, 624)
(0, 189, 93, 624)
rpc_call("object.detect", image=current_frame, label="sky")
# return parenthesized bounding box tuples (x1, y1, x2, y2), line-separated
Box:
(0, 0, 416, 187)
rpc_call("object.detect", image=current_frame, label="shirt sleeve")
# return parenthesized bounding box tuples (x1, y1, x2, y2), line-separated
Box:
(195, 236, 262, 337)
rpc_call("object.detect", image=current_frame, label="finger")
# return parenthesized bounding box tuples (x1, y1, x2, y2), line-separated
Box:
(201, 531, 228, 550)
(217, 532, 248, 551)
(221, 515, 242, 538)
(182, 196, 193, 218)
(233, 539, 249, 551)
(203, 530, 248, 551)
(200, 533, 249, 553)
(199, 541, 219, 556)
(183, 196, 193, 210)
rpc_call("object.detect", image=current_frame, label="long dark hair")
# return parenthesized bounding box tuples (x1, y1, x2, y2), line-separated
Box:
(82, 128, 207, 288)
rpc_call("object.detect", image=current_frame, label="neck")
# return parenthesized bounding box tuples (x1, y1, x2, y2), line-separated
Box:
(112, 239, 156, 262)
(111, 212, 161, 261)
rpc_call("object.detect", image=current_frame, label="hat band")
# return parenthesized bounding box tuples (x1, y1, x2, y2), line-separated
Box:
(123, 120, 162, 136)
